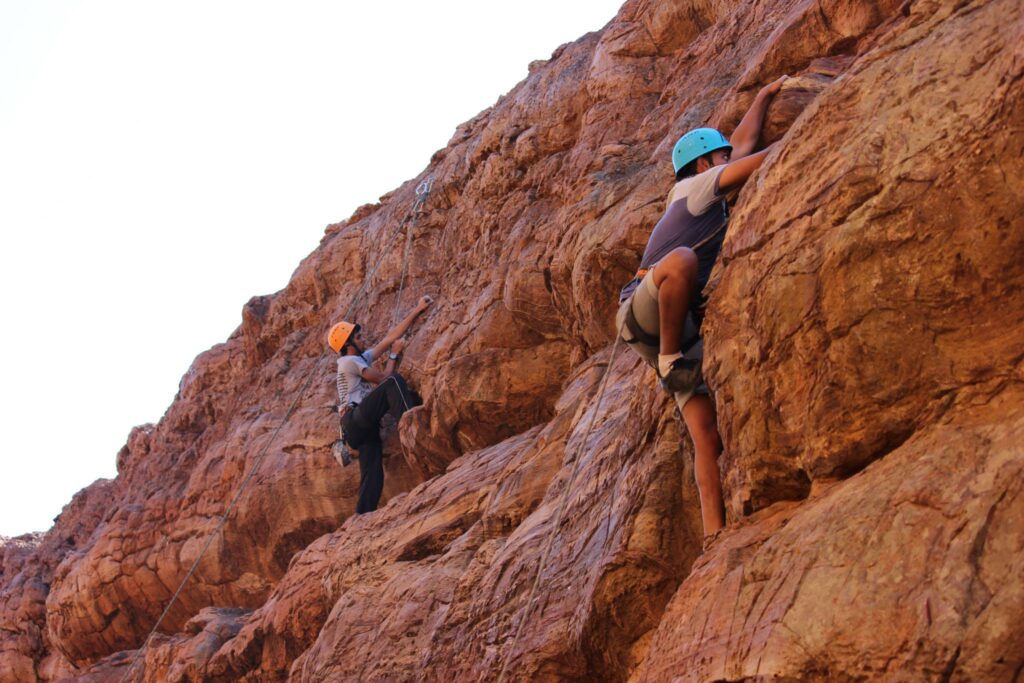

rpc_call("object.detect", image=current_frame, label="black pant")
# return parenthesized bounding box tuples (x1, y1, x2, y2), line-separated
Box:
(341, 374, 421, 514)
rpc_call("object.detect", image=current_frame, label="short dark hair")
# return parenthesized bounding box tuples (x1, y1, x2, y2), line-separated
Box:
(341, 324, 361, 356)
(675, 153, 711, 181)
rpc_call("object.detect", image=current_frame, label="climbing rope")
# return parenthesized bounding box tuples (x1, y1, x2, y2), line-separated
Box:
(119, 177, 433, 683)
(393, 177, 432, 327)
(492, 325, 626, 683)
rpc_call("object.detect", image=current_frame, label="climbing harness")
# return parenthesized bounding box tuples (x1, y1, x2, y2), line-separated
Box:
(492, 322, 627, 683)
(119, 176, 433, 683)
(622, 299, 661, 348)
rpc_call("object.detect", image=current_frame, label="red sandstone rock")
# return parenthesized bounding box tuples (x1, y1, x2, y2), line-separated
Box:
(704, 0, 1024, 516)
(2, 0, 1021, 681)
(637, 389, 1024, 682)
(1, 480, 116, 681)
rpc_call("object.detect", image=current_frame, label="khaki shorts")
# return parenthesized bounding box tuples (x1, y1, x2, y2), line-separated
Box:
(616, 269, 708, 410)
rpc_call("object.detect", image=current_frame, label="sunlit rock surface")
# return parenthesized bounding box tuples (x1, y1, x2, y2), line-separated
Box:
(2, 0, 1021, 680)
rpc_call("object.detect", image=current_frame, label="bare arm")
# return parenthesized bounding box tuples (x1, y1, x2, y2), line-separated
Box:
(730, 75, 788, 159)
(362, 332, 409, 383)
(718, 145, 774, 192)
(360, 365, 388, 385)
(368, 296, 433, 360)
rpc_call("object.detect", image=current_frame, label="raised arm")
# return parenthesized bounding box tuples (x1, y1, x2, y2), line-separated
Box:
(729, 75, 788, 159)
(718, 144, 775, 192)
(368, 295, 433, 360)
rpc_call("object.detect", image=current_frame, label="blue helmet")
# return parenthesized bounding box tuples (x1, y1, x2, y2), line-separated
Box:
(672, 128, 732, 174)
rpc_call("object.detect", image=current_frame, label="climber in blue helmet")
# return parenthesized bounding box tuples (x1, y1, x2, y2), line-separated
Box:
(616, 75, 789, 546)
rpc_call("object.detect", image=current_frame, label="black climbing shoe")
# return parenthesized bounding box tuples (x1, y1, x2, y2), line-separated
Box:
(656, 356, 701, 394)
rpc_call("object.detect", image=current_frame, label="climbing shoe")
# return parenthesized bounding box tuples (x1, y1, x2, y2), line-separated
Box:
(656, 356, 701, 394)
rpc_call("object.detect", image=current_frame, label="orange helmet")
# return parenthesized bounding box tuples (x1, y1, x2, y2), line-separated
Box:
(327, 321, 359, 353)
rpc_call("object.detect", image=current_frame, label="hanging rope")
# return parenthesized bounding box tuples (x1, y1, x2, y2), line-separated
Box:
(119, 176, 433, 683)
(491, 325, 626, 683)
(392, 177, 432, 327)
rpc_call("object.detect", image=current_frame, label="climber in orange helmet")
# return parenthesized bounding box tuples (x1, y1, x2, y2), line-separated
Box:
(616, 75, 789, 545)
(328, 295, 433, 514)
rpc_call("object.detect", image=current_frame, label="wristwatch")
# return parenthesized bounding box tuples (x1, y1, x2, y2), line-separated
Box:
(389, 352, 399, 361)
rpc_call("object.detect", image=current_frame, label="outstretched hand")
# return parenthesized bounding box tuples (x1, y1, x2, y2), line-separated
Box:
(417, 295, 434, 312)
(761, 74, 789, 97)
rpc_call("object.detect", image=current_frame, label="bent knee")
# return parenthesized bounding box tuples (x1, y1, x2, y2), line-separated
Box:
(671, 245, 697, 261)
(654, 248, 698, 282)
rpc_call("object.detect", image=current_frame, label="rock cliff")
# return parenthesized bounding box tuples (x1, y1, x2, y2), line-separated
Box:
(2, 0, 1022, 681)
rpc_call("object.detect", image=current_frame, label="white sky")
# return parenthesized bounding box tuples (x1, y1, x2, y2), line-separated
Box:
(0, 1, 623, 537)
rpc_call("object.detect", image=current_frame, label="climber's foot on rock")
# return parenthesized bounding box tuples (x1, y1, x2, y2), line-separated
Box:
(657, 356, 700, 394)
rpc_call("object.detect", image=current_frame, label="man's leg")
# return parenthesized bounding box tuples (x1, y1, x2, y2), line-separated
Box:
(355, 437, 384, 514)
(349, 376, 422, 515)
(358, 374, 422, 423)
(652, 247, 699, 356)
(681, 394, 725, 536)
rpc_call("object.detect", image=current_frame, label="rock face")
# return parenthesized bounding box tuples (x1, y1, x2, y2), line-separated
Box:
(1, 481, 116, 681)
(3, 0, 1022, 680)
